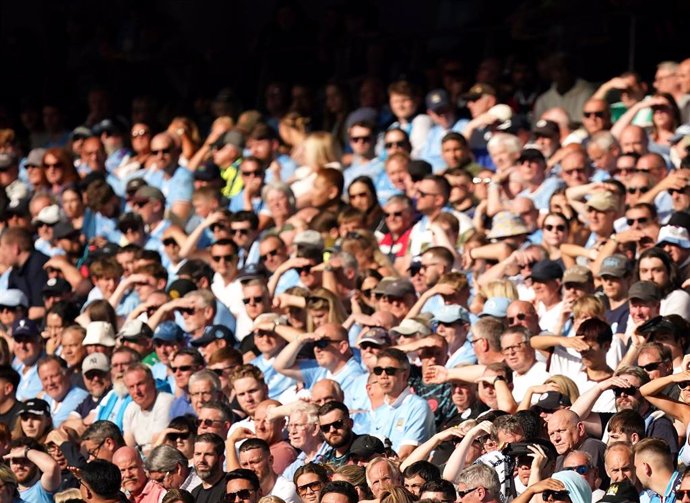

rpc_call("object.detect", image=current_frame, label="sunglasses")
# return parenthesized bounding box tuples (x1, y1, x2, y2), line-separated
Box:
(384, 211, 404, 218)
(260, 249, 280, 261)
(297, 481, 322, 495)
(507, 313, 527, 325)
(583, 111, 605, 118)
(457, 487, 479, 499)
(44, 162, 64, 169)
(319, 419, 346, 433)
(212, 254, 235, 263)
(373, 366, 403, 376)
(626, 217, 649, 226)
(677, 381, 690, 391)
(241, 170, 263, 178)
(543, 490, 570, 502)
(210, 366, 235, 376)
(350, 136, 372, 143)
(562, 465, 589, 475)
(152, 148, 172, 155)
(210, 222, 228, 233)
(676, 491, 690, 500)
(612, 386, 637, 397)
(177, 307, 197, 316)
(384, 141, 408, 149)
(627, 186, 650, 195)
(296, 265, 313, 275)
(359, 342, 383, 351)
(231, 228, 250, 236)
(362, 288, 375, 298)
(544, 224, 566, 232)
(196, 418, 225, 428)
(227, 489, 254, 502)
(639, 361, 663, 372)
(84, 370, 107, 380)
(314, 339, 337, 349)
(243, 296, 264, 305)
(563, 167, 587, 175)
(132, 200, 149, 209)
(170, 365, 195, 373)
(167, 431, 191, 442)
(162, 238, 178, 247)
(669, 187, 690, 195)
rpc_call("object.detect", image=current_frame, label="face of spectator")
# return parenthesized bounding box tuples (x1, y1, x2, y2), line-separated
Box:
(194, 441, 223, 482)
(318, 409, 352, 449)
(582, 100, 610, 134)
(587, 143, 616, 172)
(83, 368, 111, 398)
(226, 477, 260, 503)
(233, 377, 267, 417)
(38, 360, 70, 401)
(383, 201, 412, 235)
(389, 93, 416, 121)
(311, 175, 336, 209)
(384, 131, 410, 156)
(348, 182, 373, 213)
(619, 128, 647, 155)
(113, 449, 147, 495)
(266, 189, 291, 221)
(259, 238, 286, 273)
(605, 448, 636, 484)
(253, 329, 284, 357)
(654, 67, 678, 94)
(296, 471, 324, 503)
(614, 374, 644, 412)
(442, 139, 471, 169)
(196, 407, 229, 438)
(625, 206, 655, 231)
(210, 243, 238, 278)
(19, 412, 49, 439)
(367, 460, 398, 499)
(130, 123, 151, 154)
(467, 93, 493, 118)
(242, 284, 269, 320)
(638, 257, 669, 288)
(436, 319, 467, 348)
(375, 356, 408, 397)
(310, 382, 340, 407)
(600, 275, 627, 302)
(43, 152, 66, 185)
(123, 368, 156, 410)
(547, 413, 582, 455)
(150, 135, 176, 170)
(254, 402, 282, 444)
(518, 158, 545, 185)
(9, 455, 38, 484)
(239, 447, 272, 482)
(419, 252, 445, 288)
(501, 332, 534, 374)
(81, 138, 106, 171)
(542, 215, 568, 247)
(629, 298, 659, 326)
(288, 411, 318, 451)
(563, 452, 596, 490)
(171, 354, 200, 391)
(451, 381, 475, 410)
(561, 154, 590, 187)
(349, 126, 374, 156)
(230, 220, 256, 250)
(415, 179, 442, 215)
(377, 293, 412, 319)
(189, 379, 217, 414)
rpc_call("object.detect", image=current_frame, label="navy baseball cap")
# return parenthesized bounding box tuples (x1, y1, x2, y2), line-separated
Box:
(153, 321, 185, 343)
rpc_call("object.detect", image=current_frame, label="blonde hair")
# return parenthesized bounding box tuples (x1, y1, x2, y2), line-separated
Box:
(545, 375, 580, 403)
(380, 487, 416, 503)
(303, 132, 340, 168)
(54, 489, 82, 503)
(258, 497, 286, 503)
(572, 295, 605, 321)
(480, 280, 518, 301)
(306, 287, 347, 331)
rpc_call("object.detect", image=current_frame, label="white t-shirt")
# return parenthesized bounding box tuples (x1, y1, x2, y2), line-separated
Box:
(661, 289, 690, 319)
(270, 476, 298, 503)
(122, 391, 175, 452)
(512, 362, 550, 402)
(537, 300, 564, 334)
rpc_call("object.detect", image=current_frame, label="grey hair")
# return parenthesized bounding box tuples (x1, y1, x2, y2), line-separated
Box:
(588, 131, 619, 151)
(365, 458, 401, 488)
(332, 251, 358, 273)
(262, 181, 296, 211)
(145, 445, 187, 472)
(290, 402, 319, 425)
(657, 61, 679, 72)
(184, 289, 216, 309)
(189, 369, 222, 390)
(487, 132, 521, 155)
(456, 464, 500, 500)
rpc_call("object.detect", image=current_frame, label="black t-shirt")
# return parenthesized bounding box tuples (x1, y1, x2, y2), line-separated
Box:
(8, 250, 49, 308)
(0, 401, 23, 430)
(191, 474, 227, 503)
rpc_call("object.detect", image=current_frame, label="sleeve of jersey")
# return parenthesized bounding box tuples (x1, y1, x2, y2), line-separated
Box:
(399, 399, 436, 447)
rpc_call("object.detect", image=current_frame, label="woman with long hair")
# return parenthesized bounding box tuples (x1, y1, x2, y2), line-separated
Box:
(306, 288, 347, 332)
(347, 176, 385, 232)
(43, 148, 79, 196)
(290, 132, 342, 208)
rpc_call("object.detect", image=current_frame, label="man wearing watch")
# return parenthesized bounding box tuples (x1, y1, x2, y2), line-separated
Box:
(5, 437, 61, 503)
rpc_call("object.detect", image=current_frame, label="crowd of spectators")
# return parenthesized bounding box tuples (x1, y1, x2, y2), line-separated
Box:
(2, 46, 690, 503)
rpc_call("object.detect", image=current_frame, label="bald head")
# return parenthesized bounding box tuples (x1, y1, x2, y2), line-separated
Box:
(368, 311, 398, 330)
(316, 323, 349, 342)
(620, 125, 648, 155)
(112, 447, 146, 495)
(310, 379, 344, 406)
(506, 300, 540, 333)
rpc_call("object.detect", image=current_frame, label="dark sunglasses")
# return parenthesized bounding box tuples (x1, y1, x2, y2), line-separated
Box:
(384, 211, 404, 218)
(177, 307, 197, 316)
(350, 136, 372, 144)
(612, 386, 638, 397)
(44, 162, 64, 169)
(167, 431, 191, 442)
(260, 249, 280, 261)
(359, 342, 383, 351)
(639, 361, 663, 372)
(196, 418, 224, 428)
(296, 265, 313, 275)
(627, 186, 650, 195)
(84, 370, 107, 380)
(543, 490, 570, 502)
(210, 223, 228, 233)
(297, 481, 322, 495)
(626, 217, 649, 226)
(314, 339, 337, 349)
(212, 254, 235, 263)
(676, 491, 690, 500)
(677, 381, 690, 391)
(231, 228, 250, 236)
(457, 487, 479, 498)
(151, 147, 172, 155)
(384, 140, 407, 149)
(170, 365, 195, 373)
(669, 187, 690, 195)
(362, 288, 376, 298)
(242, 296, 264, 305)
(319, 419, 346, 433)
(210, 366, 235, 376)
(227, 489, 254, 502)
(507, 313, 527, 324)
(132, 200, 149, 209)
(373, 366, 403, 376)
(562, 465, 589, 475)
(583, 111, 605, 118)
(162, 238, 178, 247)
(241, 169, 263, 178)
(544, 224, 566, 232)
